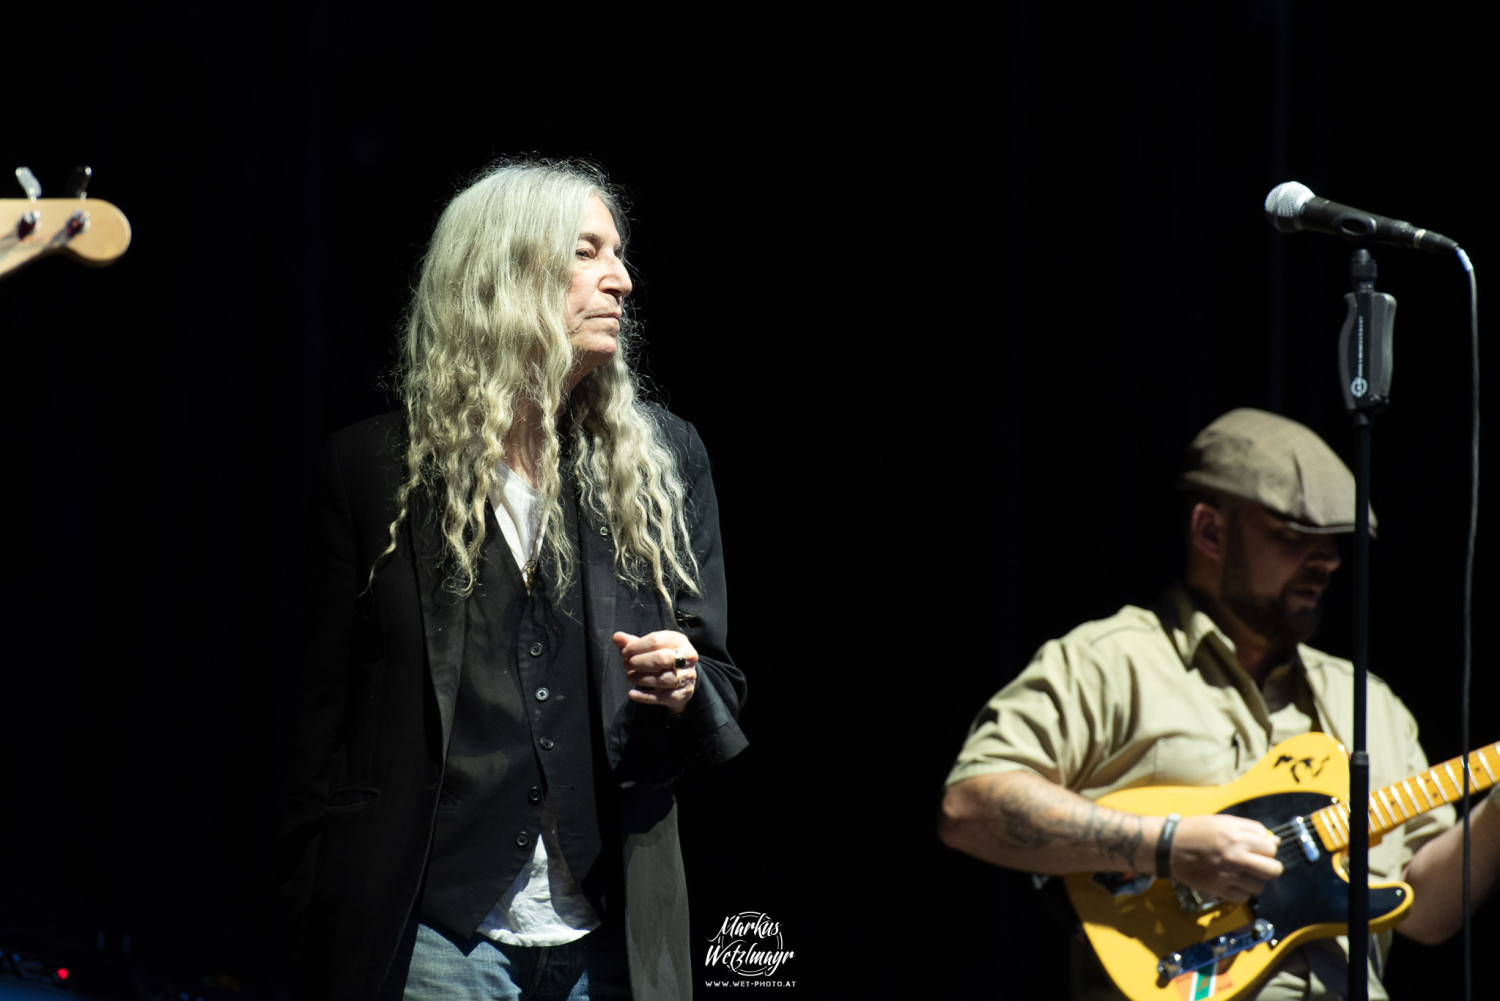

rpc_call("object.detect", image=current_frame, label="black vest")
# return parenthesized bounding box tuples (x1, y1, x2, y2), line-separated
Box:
(419, 503, 607, 940)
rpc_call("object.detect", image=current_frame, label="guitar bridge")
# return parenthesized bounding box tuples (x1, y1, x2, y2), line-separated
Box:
(1157, 919, 1275, 981)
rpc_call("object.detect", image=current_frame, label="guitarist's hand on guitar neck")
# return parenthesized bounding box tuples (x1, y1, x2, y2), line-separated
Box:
(1169, 814, 1284, 902)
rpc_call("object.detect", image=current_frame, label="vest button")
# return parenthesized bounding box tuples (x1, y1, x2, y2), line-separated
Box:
(515, 831, 529, 847)
(529, 642, 544, 657)
(535, 687, 550, 701)
(599, 525, 610, 536)
(528, 786, 542, 804)
(539, 737, 555, 750)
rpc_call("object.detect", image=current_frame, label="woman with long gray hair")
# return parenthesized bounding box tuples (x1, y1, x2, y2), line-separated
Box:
(282, 159, 747, 1001)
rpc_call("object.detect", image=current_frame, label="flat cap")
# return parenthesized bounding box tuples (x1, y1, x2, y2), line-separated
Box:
(1176, 408, 1375, 534)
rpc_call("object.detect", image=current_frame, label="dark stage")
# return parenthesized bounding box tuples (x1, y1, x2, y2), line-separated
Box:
(3, 3, 1494, 998)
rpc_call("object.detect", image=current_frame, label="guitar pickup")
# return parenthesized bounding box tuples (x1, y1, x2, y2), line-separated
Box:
(1157, 919, 1275, 981)
(1291, 815, 1321, 862)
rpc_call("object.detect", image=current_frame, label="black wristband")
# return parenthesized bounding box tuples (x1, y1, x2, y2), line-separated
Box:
(1156, 813, 1181, 879)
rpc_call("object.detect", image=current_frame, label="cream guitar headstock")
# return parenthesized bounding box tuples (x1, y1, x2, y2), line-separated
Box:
(1, 166, 132, 279)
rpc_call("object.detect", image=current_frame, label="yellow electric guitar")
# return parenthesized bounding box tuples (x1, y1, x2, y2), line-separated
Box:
(1, 167, 131, 279)
(1064, 732, 1498, 1001)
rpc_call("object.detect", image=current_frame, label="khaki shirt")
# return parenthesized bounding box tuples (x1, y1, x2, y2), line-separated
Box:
(947, 585, 1455, 1000)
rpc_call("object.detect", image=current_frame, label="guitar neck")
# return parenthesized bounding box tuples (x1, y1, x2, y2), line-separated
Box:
(1312, 742, 1499, 852)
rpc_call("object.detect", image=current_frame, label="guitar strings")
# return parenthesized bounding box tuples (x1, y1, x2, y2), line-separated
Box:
(1265, 819, 1318, 866)
(1234, 746, 1496, 873)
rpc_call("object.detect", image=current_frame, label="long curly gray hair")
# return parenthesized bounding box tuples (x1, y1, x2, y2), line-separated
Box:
(376, 159, 699, 600)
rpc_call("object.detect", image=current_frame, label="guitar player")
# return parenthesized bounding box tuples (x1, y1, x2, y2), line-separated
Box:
(938, 408, 1497, 1000)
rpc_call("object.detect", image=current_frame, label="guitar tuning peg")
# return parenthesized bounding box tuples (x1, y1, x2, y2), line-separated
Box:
(15, 166, 41, 201)
(68, 165, 92, 199)
(14, 166, 41, 236)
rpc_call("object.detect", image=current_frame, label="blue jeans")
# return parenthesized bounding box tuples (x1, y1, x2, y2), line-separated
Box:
(386, 920, 631, 1001)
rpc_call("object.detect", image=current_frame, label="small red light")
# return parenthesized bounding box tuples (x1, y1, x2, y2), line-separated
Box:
(57, 968, 70, 980)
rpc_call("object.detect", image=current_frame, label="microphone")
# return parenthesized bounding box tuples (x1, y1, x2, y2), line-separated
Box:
(1264, 181, 1460, 253)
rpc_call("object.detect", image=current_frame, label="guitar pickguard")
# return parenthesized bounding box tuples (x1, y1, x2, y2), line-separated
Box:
(1218, 792, 1407, 942)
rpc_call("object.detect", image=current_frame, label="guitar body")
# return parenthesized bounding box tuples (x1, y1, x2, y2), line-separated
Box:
(1064, 733, 1412, 1001)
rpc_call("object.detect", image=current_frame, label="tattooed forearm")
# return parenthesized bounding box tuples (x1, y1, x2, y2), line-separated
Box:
(981, 776, 1146, 869)
(1066, 802, 1145, 867)
(993, 787, 1054, 849)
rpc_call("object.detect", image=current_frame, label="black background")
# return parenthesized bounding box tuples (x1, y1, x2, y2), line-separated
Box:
(3, 3, 1494, 998)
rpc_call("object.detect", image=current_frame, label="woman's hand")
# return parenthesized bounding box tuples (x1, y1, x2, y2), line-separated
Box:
(613, 630, 697, 714)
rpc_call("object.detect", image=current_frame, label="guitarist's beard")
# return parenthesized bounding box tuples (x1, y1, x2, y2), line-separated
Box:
(1221, 530, 1332, 652)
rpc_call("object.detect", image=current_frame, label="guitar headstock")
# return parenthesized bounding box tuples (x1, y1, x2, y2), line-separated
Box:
(1, 166, 132, 279)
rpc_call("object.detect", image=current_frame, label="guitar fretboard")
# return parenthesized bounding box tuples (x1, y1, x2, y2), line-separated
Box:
(1310, 742, 1498, 852)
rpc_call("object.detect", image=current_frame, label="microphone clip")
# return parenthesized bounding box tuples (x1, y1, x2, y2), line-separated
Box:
(1339, 249, 1396, 414)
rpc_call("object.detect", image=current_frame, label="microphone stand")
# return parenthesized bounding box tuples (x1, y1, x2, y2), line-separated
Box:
(1337, 247, 1394, 1001)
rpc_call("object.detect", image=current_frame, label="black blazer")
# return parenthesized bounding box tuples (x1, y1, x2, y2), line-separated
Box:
(279, 410, 747, 1001)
